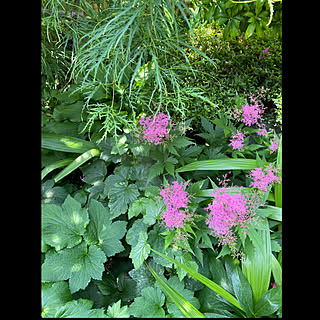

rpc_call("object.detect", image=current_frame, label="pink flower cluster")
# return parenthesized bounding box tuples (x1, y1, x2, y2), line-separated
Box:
(248, 165, 281, 192)
(241, 103, 265, 127)
(138, 112, 171, 145)
(229, 130, 246, 151)
(269, 136, 280, 153)
(205, 187, 254, 251)
(159, 181, 192, 229)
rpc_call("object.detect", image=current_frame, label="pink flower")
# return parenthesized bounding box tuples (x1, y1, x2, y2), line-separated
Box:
(241, 103, 264, 127)
(159, 181, 192, 229)
(256, 127, 268, 137)
(269, 136, 280, 153)
(271, 282, 277, 288)
(259, 47, 270, 59)
(138, 112, 171, 145)
(229, 130, 246, 150)
(205, 187, 256, 251)
(248, 165, 281, 192)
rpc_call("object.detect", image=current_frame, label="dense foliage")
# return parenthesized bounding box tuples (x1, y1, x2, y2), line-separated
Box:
(41, 0, 282, 318)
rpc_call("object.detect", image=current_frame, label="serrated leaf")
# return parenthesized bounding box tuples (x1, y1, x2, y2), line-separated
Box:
(41, 242, 106, 294)
(84, 199, 127, 257)
(54, 298, 106, 318)
(108, 182, 140, 218)
(147, 161, 165, 181)
(129, 231, 150, 269)
(128, 286, 165, 318)
(173, 135, 195, 148)
(41, 281, 73, 318)
(42, 195, 89, 251)
(106, 300, 130, 318)
(80, 159, 107, 184)
(201, 116, 214, 134)
(166, 276, 200, 318)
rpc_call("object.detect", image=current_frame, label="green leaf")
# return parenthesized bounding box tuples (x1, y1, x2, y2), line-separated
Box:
(129, 231, 151, 269)
(165, 276, 200, 318)
(128, 286, 166, 318)
(54, 298, 107, 318)
(42, 195, 89, 251)
(108, 182, 140, 218)
(41, 158, 75, 180)
(149, 246, 243, 311)
(41, 281, 73, 318)
(271, 254, 282, 286)
(274, 135, 282, 207)
(41, 242, 106, 294)
(42, 133, 97, 153)
(106, 300, 130, 318)
(229, 265, 254, 317)
(84, 199, 127, 257)
(242, 219, 272, 304)
(176, 158, 268, 172)
(245, 23, 256, 39)
(54, 148, 101, 183)
(146, 263, 206, 318)
(80, 159, 107, 184)
(256, 205, 282, 221)
(142, 198, 163, 225)
(254, 286, 282, 317)
(148, 161, 165, 181)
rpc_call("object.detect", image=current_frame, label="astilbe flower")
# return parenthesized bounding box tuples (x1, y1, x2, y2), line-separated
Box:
(159, 181, 192, 230)
(137, 112, 171, 145)
(205, 187, 258, 256)
(248, 165, 281, 192)
(229, 130, 246, 151)
(269, 136, 280, 153)
(241, 103, 265, 127)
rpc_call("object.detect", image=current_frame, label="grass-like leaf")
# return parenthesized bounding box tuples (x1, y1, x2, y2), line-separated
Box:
(148, 246, 244, 311)
(145, 262, 206, 318)
(176, 158, 269, 172)
(54, 148, 101, 183)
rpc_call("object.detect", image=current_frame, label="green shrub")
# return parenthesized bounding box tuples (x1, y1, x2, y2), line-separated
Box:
(167, 26, 281, 131)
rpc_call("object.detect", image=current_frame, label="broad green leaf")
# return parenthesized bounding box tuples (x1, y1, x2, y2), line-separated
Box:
(42, 195, 89, 251)
(42, 242, 106, 294)
(108, 182, 140, 218)
(84, 199, 127, 257)
(80, 159, 107, 184)
(146, 263, 206, 318)
(55, 298, 106, 318)
(129, 231, 151, 269)
(254, 286, 282, 317)
(149, 246, 243, 311)
(271, 253, 282, 286)
(128, 286, 165, 318)
(41, 281, 73, 318)
(242, 219, 272, 304)
(229, 265, 254, 317)
(245, 23, 256, 39)
(106, 300, 130, 318)
(176, 158, 269, 172)
(54, 148, 101, 183)
(42, 133, 97, 153)
(256, 205, 282, 221)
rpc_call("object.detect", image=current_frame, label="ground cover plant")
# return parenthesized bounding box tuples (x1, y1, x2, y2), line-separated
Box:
(41, 0, 282, 317)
